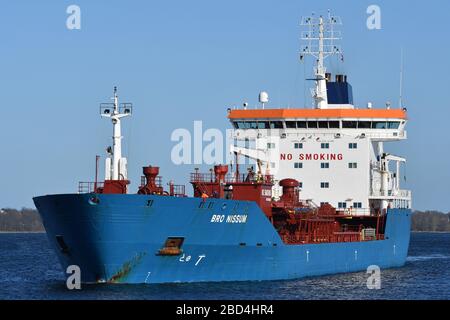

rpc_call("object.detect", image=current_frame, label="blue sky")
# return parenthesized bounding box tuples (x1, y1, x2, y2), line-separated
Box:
(0, 0, 449, 212)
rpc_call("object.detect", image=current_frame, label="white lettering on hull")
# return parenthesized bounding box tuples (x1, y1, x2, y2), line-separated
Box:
(210, 214, 248, 224)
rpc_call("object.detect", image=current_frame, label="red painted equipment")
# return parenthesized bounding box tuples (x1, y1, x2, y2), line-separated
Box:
(190, 165, 233, 198)
(214, 165, 228, 183)
(190, 165, 388, 245)
(279, 179, 300, 205)
(102, 180, 130, 194)
(138, 166, 164, 195)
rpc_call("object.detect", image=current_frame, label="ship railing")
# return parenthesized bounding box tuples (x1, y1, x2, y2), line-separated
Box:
(397, 189, 412, 198)
(140, 176, 163, 187)
(284, 229, 384, 244)
(338, 205, 412, 216)
(335, 208, 384, 216)
(370, 189, 412, 199)
(190, 173, 217, 183)
(139, 176, 186, 197)
(365, 131, 407, 139)
(169, 184, 186, 197)
(78, 182, 104, 194)
(190, 173, 274, 184)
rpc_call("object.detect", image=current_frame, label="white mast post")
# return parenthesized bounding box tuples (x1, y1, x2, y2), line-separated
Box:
(101, 87, 132, 181)
(300, 11, 342, 109)
(316, 16, 328, 109)
(112, 87, 122, 180)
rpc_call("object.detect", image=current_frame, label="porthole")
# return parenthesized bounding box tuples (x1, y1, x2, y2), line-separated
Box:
(88, 197, 100, 205)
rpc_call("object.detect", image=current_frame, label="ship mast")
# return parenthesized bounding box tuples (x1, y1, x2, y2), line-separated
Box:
(100, 87, 132, 181)
(300, 11, 342, 109)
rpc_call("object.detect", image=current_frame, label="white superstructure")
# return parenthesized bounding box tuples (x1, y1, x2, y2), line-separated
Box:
(228, 13, 411, 216)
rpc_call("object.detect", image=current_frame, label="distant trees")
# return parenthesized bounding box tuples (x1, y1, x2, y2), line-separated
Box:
(411, 211, 450, 232)
(0, 208, 449, 232)
(0, 208, 44, 232)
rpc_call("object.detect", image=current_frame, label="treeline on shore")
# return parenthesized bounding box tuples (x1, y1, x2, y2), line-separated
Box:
(0, 208, 45, 232)
(0, 208, 449, 232)
(411, 210, 450, 232)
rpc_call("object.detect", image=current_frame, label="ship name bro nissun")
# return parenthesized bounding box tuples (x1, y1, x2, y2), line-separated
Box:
(33, 13, 412, 284)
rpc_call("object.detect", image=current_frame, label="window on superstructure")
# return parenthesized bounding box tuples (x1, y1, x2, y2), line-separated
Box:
(270, 121, 283, 129)
(320, 202, 329, 206)
(321, 162, 330, 169)
(353, 202, 363, 208)
(299, 182, 303, 188)
(338, 202, 347, 209)
(267, 143, 276, 149)
(249, 122, 258, 129)
(349, 143, 357, 149)
(294, 162, 303, 169)
(239, 122, 248, 129)
(307, 121, 318, 129)
(343, 121, 358, 129)
(233, 122, 239, 129)
(297, 121, 307, 128)
(320, 182, 330, 189)
(348, 162, 358, 169)
(388, 121, 400, 129)
(318, 121, 328, 129)
(321, 143, 330, 149)
(372, 121, 387, 129)
(286, 121, 297, 129)
(358, 121, 372, 129)
(294, 143, 303, 149)
(258, 121, 270, 129)
(236, 122, 246, 129)
(328, 121, 340, 129)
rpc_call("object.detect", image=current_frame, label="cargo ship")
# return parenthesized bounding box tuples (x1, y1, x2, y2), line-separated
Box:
(33, 14, 412, 284)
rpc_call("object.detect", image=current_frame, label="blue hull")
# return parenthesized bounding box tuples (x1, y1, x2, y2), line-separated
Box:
(33, 194, 411, 283)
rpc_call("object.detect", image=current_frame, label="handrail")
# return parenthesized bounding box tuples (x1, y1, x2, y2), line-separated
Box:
(370, 189, 411, 199)
(78, 182, 104, 194)
(190, 173, 274, 184)
(140, 176, 163, 187)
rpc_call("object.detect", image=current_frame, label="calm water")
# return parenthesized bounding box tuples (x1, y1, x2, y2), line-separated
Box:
(0, 232, 449, 300)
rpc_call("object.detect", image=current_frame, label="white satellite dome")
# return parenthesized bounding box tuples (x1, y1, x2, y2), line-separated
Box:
(259, 91, 269, 104)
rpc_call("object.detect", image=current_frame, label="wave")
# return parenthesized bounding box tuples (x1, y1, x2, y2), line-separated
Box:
(407, 254, 450, 262)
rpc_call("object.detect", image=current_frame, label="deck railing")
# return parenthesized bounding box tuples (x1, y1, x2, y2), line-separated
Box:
(370, 189, 412, 199)
(190, 173, 274, 184)
(78, 182, 104, 194)
(169, 184, 186, 197)
(140, 176, 163, 187)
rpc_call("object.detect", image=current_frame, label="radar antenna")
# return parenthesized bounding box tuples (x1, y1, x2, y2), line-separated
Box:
(300, 11, 342, 109)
